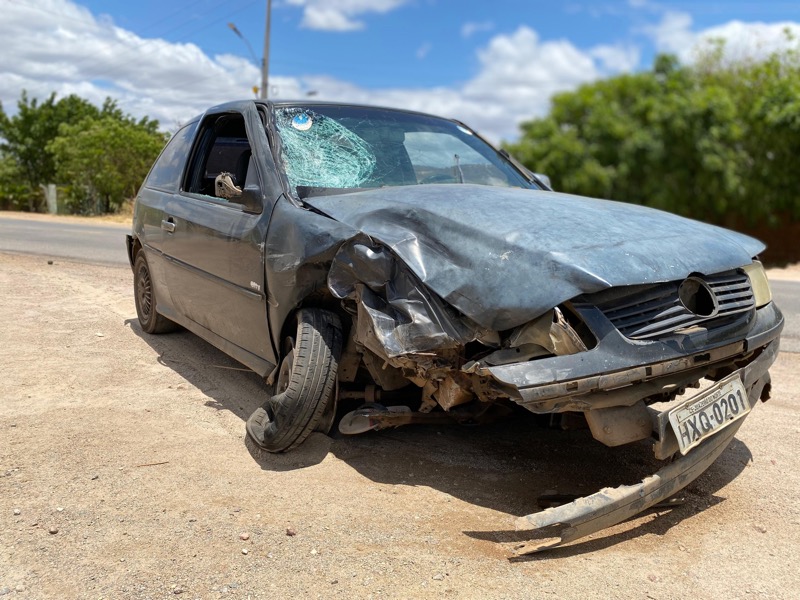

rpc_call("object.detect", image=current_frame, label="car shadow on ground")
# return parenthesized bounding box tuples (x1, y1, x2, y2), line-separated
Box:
(325, 421, 751, 558)
(128, 319, 330, 470)
(128, 318, 754, 556)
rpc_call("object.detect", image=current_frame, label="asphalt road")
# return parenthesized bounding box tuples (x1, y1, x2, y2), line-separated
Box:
(0, 212, 796, 352)
(771, 280, 799, 353)
(0, 214, 129, 266)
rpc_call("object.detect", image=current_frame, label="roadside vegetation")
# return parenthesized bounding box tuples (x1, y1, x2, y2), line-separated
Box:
(507, 41, 800, 232)
(0, 92, 166, 215)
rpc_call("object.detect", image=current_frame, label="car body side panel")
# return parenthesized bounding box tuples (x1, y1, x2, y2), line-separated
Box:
(160, 105, 276, 364)
(327, 237, 489, 357)
(263, 198, 359, 356)
(162, 199, 271, 357)
(133, 185, 172, 311)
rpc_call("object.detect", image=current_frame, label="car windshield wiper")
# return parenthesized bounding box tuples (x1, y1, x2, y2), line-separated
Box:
(454, 154, 464, 183)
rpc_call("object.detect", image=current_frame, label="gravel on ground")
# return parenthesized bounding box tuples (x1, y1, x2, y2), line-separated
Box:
(1, 251, 798, 600)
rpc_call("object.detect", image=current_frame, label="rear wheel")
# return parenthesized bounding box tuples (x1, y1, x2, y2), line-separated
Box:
(246, 308, 342, 452)
(133, 252, 177, 334)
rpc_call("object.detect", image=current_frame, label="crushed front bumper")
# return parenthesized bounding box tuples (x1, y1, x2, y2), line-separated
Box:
(506, 336, 779, 554)
(474, 301, 783, 554)
(483, 302, 782, 413)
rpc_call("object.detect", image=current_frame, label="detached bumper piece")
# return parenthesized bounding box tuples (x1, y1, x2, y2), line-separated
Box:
(508, 340, 776, 555)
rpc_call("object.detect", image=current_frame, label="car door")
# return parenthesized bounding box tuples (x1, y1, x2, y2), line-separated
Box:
(161, 106, 275, 374)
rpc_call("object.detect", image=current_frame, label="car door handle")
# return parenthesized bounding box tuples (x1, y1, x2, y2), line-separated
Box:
(161, 219, 176, 233)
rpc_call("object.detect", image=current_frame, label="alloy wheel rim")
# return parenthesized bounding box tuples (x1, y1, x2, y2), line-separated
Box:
(137, 266, 153, 319)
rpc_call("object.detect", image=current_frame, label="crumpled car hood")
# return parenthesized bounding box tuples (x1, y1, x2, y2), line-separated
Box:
(305, 184, 764, 331)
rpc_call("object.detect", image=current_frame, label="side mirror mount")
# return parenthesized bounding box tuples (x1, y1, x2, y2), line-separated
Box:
(532, 173, 552, 189)
(239, 183, 264, 214)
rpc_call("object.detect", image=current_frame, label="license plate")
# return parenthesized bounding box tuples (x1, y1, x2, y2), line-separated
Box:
(668, 375, 750, 455)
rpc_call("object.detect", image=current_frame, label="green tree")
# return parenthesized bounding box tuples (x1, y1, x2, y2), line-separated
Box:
(0, 91, 101, 211)
(48, 116, 166, 213)
(0, 151, 36, 210)
(506, 38, 800, 228)
(0, 91, 164, 213)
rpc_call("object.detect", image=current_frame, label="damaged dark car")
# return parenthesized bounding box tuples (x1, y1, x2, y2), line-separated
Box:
(128, 100, 782, 553)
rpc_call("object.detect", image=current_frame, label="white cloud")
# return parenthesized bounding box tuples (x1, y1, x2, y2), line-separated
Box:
(416, 42, 432, 60)
(461, 21, 494, 39)
(644, 11, 800, 63)
(590, 44, 641, 72)
(0, 0, 267, 129)
(460, 27, 602, 130)
(642, 11, 696, 56)
(286, 0, 409, 32)
(301, 8, 363, 31)
(0, 1, 639, 142)
(305, 27, 643, 141)
(301, 27, 636, 141)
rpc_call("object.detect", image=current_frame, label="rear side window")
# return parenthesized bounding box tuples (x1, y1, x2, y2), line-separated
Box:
(144, 121, 198, 192)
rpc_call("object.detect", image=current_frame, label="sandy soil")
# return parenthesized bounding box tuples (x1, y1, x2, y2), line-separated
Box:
(1, 251, 798, 600)
(765, 263, 800, 282)
(0, 209, 132, 226)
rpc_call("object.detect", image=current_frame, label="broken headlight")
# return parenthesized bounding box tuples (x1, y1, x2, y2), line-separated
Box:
(743, 260, 772, 308)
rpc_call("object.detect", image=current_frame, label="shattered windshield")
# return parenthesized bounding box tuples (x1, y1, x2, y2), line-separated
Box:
(272, 104, 533, 196)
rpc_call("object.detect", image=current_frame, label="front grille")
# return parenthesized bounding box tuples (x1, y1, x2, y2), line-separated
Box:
(587, 270, 755, 339)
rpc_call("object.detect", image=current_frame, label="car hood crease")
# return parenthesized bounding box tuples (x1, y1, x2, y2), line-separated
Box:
(305, 184, 764, 331)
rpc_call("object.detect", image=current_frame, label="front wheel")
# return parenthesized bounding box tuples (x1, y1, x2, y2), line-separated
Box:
(246, 309, 342, 452)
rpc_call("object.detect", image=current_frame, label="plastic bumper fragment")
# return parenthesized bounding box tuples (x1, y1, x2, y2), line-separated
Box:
(511, 416, 742, 554)
(509, 357, 773, 555)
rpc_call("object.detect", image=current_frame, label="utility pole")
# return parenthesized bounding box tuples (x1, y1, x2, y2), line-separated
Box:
(229, 0, 272, 98)
(260, 0, 272, 99)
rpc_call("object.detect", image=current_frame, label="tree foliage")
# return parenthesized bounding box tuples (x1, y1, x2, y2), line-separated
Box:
(0, 91, 165, 213)
(506, 38, 800, 228)
(0, 151, 36, 211)
(48, 115, 166, 214)
(0, 92, 100, 210)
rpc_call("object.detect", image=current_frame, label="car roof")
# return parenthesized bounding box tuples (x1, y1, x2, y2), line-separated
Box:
(195, 99, 461, 125)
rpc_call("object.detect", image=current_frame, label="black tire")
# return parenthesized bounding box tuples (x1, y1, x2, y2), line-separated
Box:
(133, 252, 177, 334)
(246, 309, 342, 452)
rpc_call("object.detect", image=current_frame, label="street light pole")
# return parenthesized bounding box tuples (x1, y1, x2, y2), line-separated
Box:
(260, 0, 272, 99)
(227, 23, 259, 65)
(230, 1, 272, 99)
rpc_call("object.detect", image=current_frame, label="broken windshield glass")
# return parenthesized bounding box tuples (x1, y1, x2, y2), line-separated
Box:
(272, 104, 534, 195)
(274, 107, 376, 191)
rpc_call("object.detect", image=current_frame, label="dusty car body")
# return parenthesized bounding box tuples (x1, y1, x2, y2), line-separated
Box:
(128, 100, 782, 553)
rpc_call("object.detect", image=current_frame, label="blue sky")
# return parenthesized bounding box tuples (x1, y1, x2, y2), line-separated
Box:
(3, 0, 800, 141)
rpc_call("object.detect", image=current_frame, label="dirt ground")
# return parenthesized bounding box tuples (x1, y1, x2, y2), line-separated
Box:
(1, 250, 799, 600)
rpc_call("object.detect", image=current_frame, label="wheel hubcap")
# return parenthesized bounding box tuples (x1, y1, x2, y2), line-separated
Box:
(137, 266, 152, 318)
(275, 338, 295, 394)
